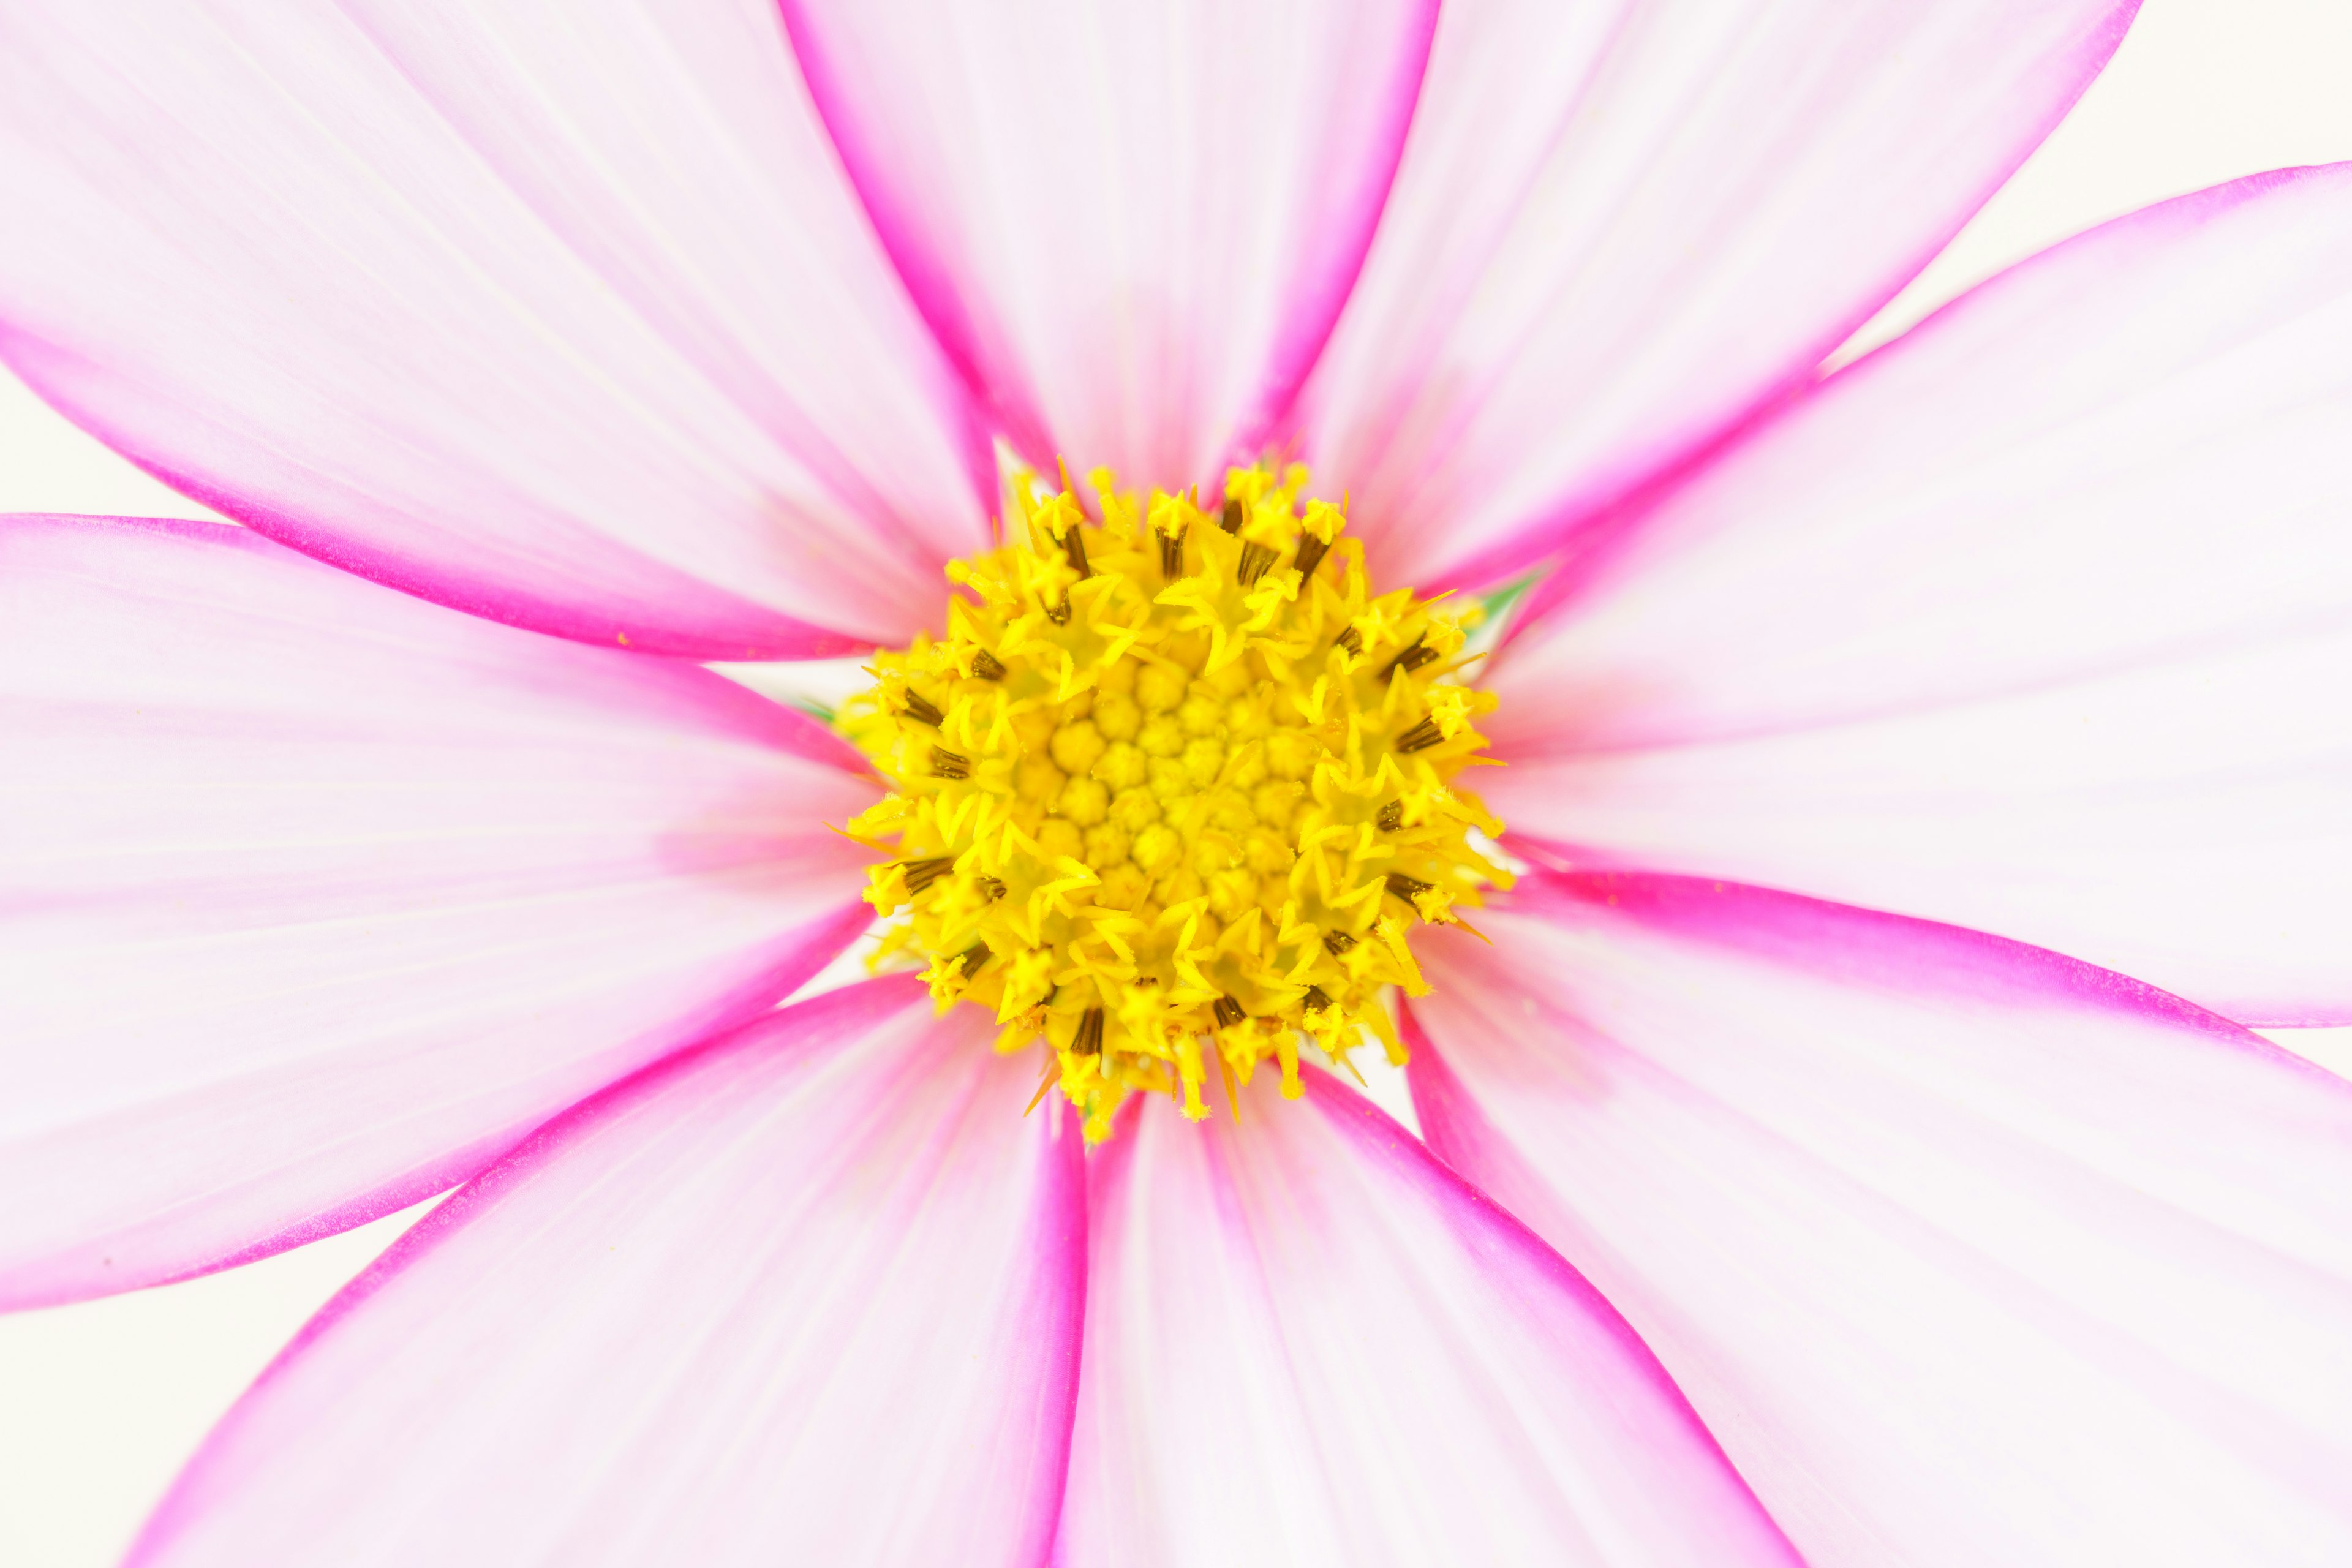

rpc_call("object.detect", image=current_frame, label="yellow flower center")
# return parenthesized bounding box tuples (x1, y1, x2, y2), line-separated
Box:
(840, 461, 1508, 1139)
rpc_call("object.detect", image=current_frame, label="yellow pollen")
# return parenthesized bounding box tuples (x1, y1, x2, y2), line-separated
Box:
(840, 461, 1509, 1140)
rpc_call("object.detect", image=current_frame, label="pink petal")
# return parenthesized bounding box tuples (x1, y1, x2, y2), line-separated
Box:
(1296, 0, 2135, 592)
(1411, 873, 2352, 1567)
(0, 514, 880, 1309)
(130, 976, 1085, 1567)
(1483, 163, 2352, 1024)
(0, 0, 992, 657)
(781, 0, 1439, 491)
(1055, 1071, 1801, 1567)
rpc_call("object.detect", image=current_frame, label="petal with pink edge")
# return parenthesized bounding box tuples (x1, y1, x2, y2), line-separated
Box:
(0, 0, 992, 657)
(129, 978, 1086, 1568)
(1055, 1071, 1802, 1567)
(0, 515, 879, 1310)
(1485, 164, 2352, 1023)
(1297, 0, 2135, 592)
(1411, 873, 2352, 1568)
(782, 0, 1438, 492)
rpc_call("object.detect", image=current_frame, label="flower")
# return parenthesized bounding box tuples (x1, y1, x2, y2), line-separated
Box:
(4, 1, 2351, 1564)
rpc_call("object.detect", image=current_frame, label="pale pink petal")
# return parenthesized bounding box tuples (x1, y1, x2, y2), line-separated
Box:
(1055, 1071, 1801, 1567)
(130, 978, 1085, 1567)
(1484, 164, 2352, 1023)
(0, 515, 880, 1309)
(1297, 0, 2135, 591)
(782, 0, 1438, 491)
(1411, 873, 2352, 1567)
(0, 0, 993, 657)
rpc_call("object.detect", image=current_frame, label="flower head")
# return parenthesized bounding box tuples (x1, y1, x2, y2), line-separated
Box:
(6, 2, 2352, 1565)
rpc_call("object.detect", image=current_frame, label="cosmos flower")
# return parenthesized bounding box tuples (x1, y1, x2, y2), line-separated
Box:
(4, 0, 2352, 1564)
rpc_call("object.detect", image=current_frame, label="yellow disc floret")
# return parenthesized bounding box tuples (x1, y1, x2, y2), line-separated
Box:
(839, 461, 1509, 1140)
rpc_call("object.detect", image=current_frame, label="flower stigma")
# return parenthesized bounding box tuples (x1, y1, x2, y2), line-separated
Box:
(840, 462, 1509, 1140)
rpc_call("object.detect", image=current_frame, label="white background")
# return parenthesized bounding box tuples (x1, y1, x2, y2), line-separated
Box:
(6, 1, 2352, 1561)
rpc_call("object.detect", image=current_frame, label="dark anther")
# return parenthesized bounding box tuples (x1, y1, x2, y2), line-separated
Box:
(1302, 985, 1331, 1012)
(901, 690, 943, 728)
(1157, 526, 1186, 579)
(1219, 498, 1245, 534)
(1335, 626, 1363, 657)
(930, 746, 972, 780)
(1323, 929, 1357, 956)
(957, 941, 992, 978)
(1385, 871, 1434, 905)
(976, 875, 1006, 902)
(900, 856, 956, 895)
(1061, 525, 1091, 579)
(1294, 535, 1332, 580)
(1396, 715, 1445, 753)
(1381, 638, 1438, 681)
(1237, 541, 1278, 587)
(972, 649, 1008, 681)
(1376, 801, 1403, 831)
(1072, 1006, 1105, 1055)
(1212, 994, 1246, 1030)
(1046, 596, 1071, 626)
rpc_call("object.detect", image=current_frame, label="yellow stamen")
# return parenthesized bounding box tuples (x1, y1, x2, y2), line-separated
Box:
(839, 461, 1509, 1140)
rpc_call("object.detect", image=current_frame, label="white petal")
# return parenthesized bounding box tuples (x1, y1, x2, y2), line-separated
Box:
(133, 981, 1085, 1567)
(782, 0, 1439, 489)
(0, 0, 992, 654)
(1057, 1074, 1802, 1567)
(1413, 874, 2352, 1567)
(1300, 0, 2133, 590)
(0, 514, 876, 1306)
(1485, 163, 2352, 1023)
